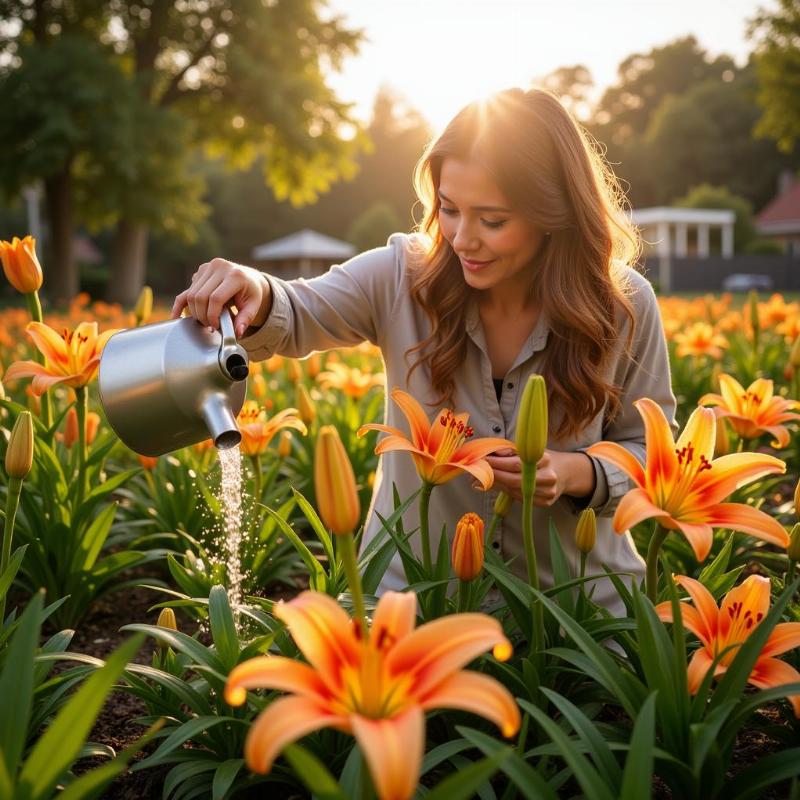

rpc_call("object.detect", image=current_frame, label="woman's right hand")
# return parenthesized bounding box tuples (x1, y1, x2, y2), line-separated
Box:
(171, 258, 273, 338)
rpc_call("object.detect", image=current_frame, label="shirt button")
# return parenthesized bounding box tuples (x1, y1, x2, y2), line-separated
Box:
(492, 541, 500, 550)
(506, 382, 514, 389)
(492, 425, 502, 433)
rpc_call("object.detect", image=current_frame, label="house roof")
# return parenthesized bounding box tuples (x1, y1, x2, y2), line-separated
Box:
(756, 181, 800, 235)
(251, 229, 356, 261)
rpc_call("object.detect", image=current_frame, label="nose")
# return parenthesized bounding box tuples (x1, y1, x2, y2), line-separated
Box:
(452, 220, 480, 252)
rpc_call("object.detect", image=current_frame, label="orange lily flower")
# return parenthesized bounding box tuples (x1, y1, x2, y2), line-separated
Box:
(225, 590, 519, 800)
(699, 374, 800, 448)
(317, 361, 384, 399)
(236, 401, 306, 457)
(587, 398, 788, 561)
(0, 235, 43, 293)
(357, 388, 513, 489)
(673, 322, 728, 360)
(656, 574, 800, 716)
(4, 321, 118, 395)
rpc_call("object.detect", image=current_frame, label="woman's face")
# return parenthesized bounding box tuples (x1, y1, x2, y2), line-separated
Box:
(437, 158, 546, 296)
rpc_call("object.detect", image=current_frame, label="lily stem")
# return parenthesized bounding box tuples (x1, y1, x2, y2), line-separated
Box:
(646, 523, 670, 603)
(75, 386, 88, 508)
(251, 454, 262, 502)
(419, 482, 434, 574)
(521, 461, 544, 659)
(340, 531, 367, 640)
(25, 290, 51, 429)
(486, 511, 502, 546)
(0, 477, 22, 624)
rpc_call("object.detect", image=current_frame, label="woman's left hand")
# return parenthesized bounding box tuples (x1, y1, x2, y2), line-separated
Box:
(483, 448, 567, 506)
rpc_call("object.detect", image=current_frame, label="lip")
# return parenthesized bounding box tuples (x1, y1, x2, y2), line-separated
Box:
(460, 256, 495, 272)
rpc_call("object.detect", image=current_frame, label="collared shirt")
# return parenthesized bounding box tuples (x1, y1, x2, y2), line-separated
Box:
(240, 233, 678, 614)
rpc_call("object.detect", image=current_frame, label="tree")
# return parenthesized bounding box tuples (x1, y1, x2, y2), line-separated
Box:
(347, 202, 402, 252)
(748, 0, 800, 152)
(0, 1, 366, 304)
(535, 65, 594, 122)
(643, 67, 797, 209)
(675, 184, 758, 252)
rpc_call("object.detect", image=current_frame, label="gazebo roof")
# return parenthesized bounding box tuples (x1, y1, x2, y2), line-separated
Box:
(251, 229, 356, 261)
(631, 207, 735, 226)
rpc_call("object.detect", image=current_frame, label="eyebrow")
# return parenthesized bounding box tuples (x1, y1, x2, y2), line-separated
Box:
(438, 191, 512, 213)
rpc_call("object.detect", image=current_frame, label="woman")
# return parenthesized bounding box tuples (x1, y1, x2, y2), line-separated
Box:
(172, 88, 677, 613)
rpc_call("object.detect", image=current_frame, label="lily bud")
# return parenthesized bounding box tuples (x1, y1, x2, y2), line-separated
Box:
(0, 236, 43, 294)
(451, 512, 484, 580)
(86, 411, 100, 445)
(314, 425, 360, 535)
(157, 607, 178, 631)
(516, 374, 548, 464)
(493, 491, 512, 518)
(134, 285, 153, 326)
(792, 336, 800, 369)
(277, 429, 292, 458)
(748, 289, 759, 331)
(286, 359, 302, 383)
(306, 352, 322, 378)
(63, 407, 79, 449)
(575, 507, 596, 555)
(296, 383, 316, 425)
(138, 454, 159, 470)
(789, 523, 800, 562)
(794, 477, 800, 519)
(5, 411, 33, 479)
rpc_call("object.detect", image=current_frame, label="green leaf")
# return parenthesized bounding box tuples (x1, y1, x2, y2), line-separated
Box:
(261, 505, 326, 592)
(0, 592, 43, 782)
(208, 585, 240, 672)
(456, 726, 559, 800)
(211, 758, 244, 800)
(423, 750, 510, 800)
(283, 744, 348, 800)
(141, 717, 244, 766)
(724, 747, 800, 799)
(17, 634, 144, 800)
(620, 693, 657, 800)
(121, 623, 224, 673)
(72, 502, 117, 572)
(291, 488, 335, 564)
(0, 544, 28, 600)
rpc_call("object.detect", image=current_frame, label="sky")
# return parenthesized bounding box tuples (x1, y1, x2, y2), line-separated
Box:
(326, 0, 766, 132)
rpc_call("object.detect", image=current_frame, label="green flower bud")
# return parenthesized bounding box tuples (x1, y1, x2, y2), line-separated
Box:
(5, 411, 33, 479)
(515, 374, 548, 464)
(575, 508, 596, 555)
(789, 523, 800, 562)
(493, 491, 513, 518)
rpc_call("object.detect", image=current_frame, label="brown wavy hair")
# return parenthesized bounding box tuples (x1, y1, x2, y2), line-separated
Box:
(406, 88, 640, 440)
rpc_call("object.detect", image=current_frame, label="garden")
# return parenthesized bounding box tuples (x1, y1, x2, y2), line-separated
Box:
(2, 236, 800, 799)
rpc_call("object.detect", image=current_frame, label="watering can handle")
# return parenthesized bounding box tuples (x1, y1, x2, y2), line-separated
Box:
(219, 307, 238, 346)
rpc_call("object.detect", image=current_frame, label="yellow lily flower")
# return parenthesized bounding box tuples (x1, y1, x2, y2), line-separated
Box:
(699, 374, 800, 448)
(225, 590, 519, 800)
(236, 401, 306, 457)
(357, 388, 512, 489)
(656, 575, 800, 716)
(587, 398, 788, 561)
(673, 322, 728, 360)
(4, 321, 118, 395)
(317, 361, 384, 399)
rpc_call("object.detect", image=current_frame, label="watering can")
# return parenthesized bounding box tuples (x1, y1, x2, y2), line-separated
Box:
(98, 308, 249, 456)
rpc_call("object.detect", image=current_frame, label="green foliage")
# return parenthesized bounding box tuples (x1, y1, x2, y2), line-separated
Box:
(347, 202, 402, 252)
(748, 0, 800, 152)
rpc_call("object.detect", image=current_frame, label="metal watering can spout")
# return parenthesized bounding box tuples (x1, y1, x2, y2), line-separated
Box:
(99, 308, 249, 457)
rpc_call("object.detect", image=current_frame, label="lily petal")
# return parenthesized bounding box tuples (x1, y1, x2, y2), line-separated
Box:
(352, 706, 424, 800)
(224, 655, 330, 706)
(690, 452, 785, 508)
(673, 520, 714, 561)
(26, 322, 68, 364)
(390, 389, 433, 450)
(762, 622, 800, 659)
(372, 591, 418, 646)
(635, 398, 679, 496)
(612, 487, 668, 533)
(673, 575, 719, 644)
(748, 657, 800, 717)
(676, 405, 716, 464)
(703, 503, 789, 549)
(686, 647, 715, 693)
(244, 695, 349, 774)
(421, 670, 520, 738)
(586, 441, 645, 488)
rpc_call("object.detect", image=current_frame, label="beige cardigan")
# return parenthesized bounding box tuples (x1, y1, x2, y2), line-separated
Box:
(240, 233, 678, 614)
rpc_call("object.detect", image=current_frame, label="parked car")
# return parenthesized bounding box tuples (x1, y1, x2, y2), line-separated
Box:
(721, 273, 774, 292)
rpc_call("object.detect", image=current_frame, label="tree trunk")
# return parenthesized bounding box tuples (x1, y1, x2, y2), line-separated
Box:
(43, 169, 78, 304)
(107, 220, 149, 307)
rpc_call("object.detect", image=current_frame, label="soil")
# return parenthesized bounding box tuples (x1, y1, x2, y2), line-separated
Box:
(27, 575, 798, 799)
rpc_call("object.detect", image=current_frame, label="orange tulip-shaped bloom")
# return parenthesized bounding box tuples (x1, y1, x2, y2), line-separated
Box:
(4, 321, 118, 395)
(452, 512, 485, 580)
(0, 236, 43, 293)
(358, 388, 513, 489)
(656, 575, 800, 716)
(225, 591, 519, 800)
(314, 425, 360, 535)
(587, 398, 788, 561)
(673, 322, 728, 360)
(699, 374, 800, 448)
(236, 401, 307, 457)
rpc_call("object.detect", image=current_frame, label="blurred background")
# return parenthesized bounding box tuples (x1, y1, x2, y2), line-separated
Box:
(0, 0, 798, 305)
